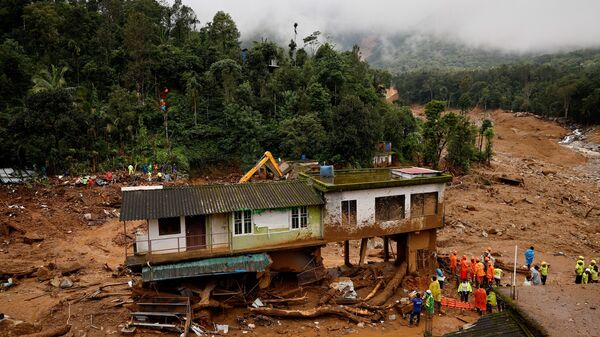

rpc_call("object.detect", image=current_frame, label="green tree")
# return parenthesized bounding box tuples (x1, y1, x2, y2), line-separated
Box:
(423, 100, 446, 168)
(329, 95, 380, 165)
(31, 65, 69, 93)
(278, 113, 326, 160)
(482, 127, 495, 164)
(446, 113, 477, 173)
(382, 106, 418, 161)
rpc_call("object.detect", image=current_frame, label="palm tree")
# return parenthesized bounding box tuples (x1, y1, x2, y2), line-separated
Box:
(182, 71, 201, 125)
(31, 65, 69, 93)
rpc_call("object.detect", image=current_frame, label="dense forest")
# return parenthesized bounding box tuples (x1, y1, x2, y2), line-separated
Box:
(0, 0, 387, 173)
(0, 0, 492, 175)
(394, 49, 600, 123)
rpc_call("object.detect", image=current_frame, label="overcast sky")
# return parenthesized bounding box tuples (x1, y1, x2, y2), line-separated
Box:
(186, 0, 600, 53)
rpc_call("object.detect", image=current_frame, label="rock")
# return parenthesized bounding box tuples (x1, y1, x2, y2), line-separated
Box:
(542, 170, 557, 176)
(357, 323, 365, 328)
(482, 230, 488, 238)
(388, 315, 396, 321)
(35, 267, 53, 282)
(50, 276, 61, 288)
(373, 240, 383, 249)
(61, 262, 84, 275)
(488, 228, 498, 235)
(23, 234, 44, 244)
(83, 213, 92, 220)
(466, 205, 477, 211)
(59, 277, 73, 289)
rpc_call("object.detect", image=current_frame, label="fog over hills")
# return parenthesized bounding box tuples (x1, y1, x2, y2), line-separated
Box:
(188, 0, 600, 71)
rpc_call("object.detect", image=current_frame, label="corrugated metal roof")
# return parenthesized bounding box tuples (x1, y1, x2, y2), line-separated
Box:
(0, 168, 37, 184)
(141, 253, 272, 281)
(444, 312, 530, 337)
(120, 180, 323, 221)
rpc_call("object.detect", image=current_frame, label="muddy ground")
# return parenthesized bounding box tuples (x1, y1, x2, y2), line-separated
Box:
(1, 109, 599, 336)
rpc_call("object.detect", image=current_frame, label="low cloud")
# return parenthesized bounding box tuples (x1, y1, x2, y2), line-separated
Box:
(187, 0, 600, 53)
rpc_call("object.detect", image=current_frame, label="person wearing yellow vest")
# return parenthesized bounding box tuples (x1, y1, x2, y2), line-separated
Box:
(590, 260, 599, 283)
(493, 267, 503, 286)
(540, 261, 550, 285)
(575, 258, 585, 284)
(486, 289, 497, 314)
(457, 280, 473, 303)
(429, 276, 442, 315)
(583, 268, 590, 284)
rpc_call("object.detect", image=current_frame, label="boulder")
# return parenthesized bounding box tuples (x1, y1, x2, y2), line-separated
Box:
(59, 277, 73, 289)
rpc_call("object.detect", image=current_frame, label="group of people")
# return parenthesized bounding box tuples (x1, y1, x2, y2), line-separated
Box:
(575, 256, 598, 284)
(409, 248, 505, 327)
(449, 248, 502, 288)
(127, 162, 177, 182)
(522, 246, 549, 286)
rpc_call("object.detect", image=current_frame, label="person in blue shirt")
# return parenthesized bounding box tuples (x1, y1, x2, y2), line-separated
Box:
(524, 246, 535, 270)
(409, 292, 423, 327)
(435, 268, 446, 289)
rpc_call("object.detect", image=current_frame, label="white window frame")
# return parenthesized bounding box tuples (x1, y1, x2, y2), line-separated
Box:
(291, 206, 308, 229)
(233, 210, 253, 236)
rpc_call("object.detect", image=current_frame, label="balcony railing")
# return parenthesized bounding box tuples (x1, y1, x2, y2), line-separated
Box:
(128, 231, 231, 257)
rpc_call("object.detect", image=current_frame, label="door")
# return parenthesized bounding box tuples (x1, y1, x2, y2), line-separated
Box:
(185, 215, 206, 250)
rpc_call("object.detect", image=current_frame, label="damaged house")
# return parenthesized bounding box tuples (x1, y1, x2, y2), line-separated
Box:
(120, 167, 451, 283)
(121, 181, 326, 283)
(300, 167, 451, 272)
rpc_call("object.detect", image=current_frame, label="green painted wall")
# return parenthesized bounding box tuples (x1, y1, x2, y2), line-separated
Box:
(231, 206, 322, 251)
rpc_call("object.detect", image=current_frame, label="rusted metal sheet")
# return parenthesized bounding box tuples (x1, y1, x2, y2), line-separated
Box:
(120, 181, 324, 221)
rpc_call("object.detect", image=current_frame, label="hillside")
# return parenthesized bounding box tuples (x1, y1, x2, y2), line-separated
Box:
(1, 109, 599, 336)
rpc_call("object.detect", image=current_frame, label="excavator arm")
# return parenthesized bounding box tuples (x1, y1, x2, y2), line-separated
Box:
(239, 151, 284, 183)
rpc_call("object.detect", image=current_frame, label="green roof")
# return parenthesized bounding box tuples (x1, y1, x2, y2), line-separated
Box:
(142, 253, 272, 282)
(120, 180, 324, 221)
(444, 312, 532, 337)
(300, 168, 452, 192)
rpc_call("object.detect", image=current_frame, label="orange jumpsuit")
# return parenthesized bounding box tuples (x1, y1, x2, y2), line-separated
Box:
(474, 288, 487, 312)
(470, 259, 477, 282)
(450, 254, 458, 274)
(476, 262, 485, 285)
(486, 264, 495, 283)
(460, 258, 469, 281)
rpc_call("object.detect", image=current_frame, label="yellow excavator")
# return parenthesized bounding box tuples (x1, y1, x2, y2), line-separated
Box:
(239, 151, 284, 183)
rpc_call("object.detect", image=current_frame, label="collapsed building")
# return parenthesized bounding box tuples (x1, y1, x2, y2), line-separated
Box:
(120, 167, 451, 282)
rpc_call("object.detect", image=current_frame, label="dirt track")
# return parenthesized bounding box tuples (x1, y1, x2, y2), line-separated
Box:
(1, 109, 599, 336)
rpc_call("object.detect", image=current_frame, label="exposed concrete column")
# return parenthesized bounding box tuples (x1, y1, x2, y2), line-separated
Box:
(395, 234, 408, 266)
(344, 240, 352, 267)
(358, 238, 369, 265)
(383, 236, 389, 262)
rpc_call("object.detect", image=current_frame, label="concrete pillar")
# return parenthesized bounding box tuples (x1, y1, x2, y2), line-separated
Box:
(383, 236, 389, 262)
(358, 238, 369, 265)
(344, 240, 352, 267)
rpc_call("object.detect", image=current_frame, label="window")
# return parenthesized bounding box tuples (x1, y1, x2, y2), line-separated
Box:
(292, 206, 308, 229)
(410, 192, 438, 218)
(341, 200, 357, 226)
(158, 217, 181, 236)
(234, 210, 252, 235)
(375, 195, 405, 221)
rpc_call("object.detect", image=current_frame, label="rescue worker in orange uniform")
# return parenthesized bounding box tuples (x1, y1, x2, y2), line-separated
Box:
(460, 255, 470, 281)
(474, 285, 488, 315)
(470, 256, 477, 283)
(450, 251, 458, 279)
(486, 261, 495, 286)
(475, 258, 485, 287)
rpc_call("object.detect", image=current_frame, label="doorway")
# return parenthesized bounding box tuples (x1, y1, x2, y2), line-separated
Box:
(185, 215, 206, 250)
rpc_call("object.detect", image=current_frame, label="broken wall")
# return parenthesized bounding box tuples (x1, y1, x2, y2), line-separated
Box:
(322, 183, 445, 241)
